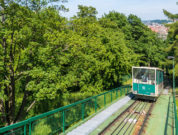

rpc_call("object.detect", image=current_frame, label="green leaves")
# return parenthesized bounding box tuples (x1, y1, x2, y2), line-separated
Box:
(77, 5, 98, 18)
(163, 4, 178, 83)
(0, 2, 167, 127)
(163, 9, 178, 21)
(101, 11, 166, 67)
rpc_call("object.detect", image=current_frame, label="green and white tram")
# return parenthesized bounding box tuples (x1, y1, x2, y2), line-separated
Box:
(132, 66, 164, 100)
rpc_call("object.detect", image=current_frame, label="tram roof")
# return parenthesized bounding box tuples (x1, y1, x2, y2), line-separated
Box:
(132, 66, 163, 71)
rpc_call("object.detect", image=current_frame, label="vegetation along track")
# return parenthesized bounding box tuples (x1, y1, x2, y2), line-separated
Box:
(99, 100, 154, 135)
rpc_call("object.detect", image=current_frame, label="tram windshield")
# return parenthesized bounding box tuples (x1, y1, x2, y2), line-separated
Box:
(133, 68, 155, 84)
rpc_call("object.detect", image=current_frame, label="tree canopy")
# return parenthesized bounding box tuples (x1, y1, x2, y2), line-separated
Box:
(0, 2, 168, 127)
(163, 4, 178, 83)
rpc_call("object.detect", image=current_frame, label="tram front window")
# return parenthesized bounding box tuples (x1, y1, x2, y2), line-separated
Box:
(133, 68, 155, 84)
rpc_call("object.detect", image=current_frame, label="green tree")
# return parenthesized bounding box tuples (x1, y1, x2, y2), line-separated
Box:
(163, 9, 178, 22)
(0, 3, 168, 128)
(102, 12, 166, 67)
(129, 14, 167, 67)
(163, 3, 178, 83)
(77, 5, 98, 18)
(0, 0, 67, 126)
(69, 6, 137, 90)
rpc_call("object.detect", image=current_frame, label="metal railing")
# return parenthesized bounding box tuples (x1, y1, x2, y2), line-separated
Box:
(0, 85, 131, 135)
(173, 87, 178, 135)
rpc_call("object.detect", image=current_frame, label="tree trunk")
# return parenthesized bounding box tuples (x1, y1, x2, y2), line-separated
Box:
(9, 32, 15, 125)
(0, 99, 6, 125)
(14, 91, 28, 123)
(1, 7, 11, 125)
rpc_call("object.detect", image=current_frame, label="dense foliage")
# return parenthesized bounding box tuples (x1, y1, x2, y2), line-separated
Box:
(0, 1, 167, 127)
(163, 4, 178, 84)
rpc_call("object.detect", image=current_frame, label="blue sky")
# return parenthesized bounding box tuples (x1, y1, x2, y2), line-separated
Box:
(60, 0, 178, 20)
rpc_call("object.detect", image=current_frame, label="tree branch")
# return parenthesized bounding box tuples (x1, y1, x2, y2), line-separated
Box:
(0, 99, 6, 124)
(26, 100, 36, 112)
(14, 91, 28, 123)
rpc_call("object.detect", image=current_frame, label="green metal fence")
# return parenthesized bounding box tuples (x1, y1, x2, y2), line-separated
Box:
(0, 85, 131, 135)
(173, 88, 178, 135)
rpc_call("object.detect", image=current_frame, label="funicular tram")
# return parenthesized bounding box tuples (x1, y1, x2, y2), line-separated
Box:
(132, 66, 164, 101)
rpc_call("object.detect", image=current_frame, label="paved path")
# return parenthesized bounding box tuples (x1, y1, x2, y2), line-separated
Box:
(144, 94, 175, 135)
(67, 95, 132, 135)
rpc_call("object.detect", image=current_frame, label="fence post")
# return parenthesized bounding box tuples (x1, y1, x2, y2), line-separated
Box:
(120, 88, 122, 96)
(24, 124, 26, 135)
(29, 122, 31, 135)
(62, 110, 65, 133)
(111, 91, 112, 102)
(116, 88, 118, 98)
(173, 95, 178, 135)
(104, 94, 106, 107)
(95, 97, 97, 112)
(82, 103, 85, 120)
(176, 119, 178, 135)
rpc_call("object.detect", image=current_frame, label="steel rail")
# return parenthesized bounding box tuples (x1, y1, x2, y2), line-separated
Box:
(114, 102, 147, 135)
(110, 101, 144, 135)
(98, 100, 138, 135)
(99, 100, 154, 135)
(122, 102, 151, 135)
(138, 102, 154, 135)
(111, 101, 142, 134)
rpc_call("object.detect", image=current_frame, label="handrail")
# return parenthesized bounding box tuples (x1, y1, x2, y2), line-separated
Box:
(0, 85, 131, 134)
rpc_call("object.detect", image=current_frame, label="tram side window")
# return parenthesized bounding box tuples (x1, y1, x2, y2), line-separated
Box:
(133, 68, 155, 84)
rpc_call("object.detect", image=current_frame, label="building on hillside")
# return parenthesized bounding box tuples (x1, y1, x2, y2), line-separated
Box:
(147, 23, 168, 40)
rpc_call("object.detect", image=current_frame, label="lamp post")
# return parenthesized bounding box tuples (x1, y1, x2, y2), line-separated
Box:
(168, 56, 177, 134)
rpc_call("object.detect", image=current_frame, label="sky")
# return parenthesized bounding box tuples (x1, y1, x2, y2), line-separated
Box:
(60, 0, 178, 20)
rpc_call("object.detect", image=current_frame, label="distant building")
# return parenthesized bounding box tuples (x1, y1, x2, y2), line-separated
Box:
(147, 23, 168, 40)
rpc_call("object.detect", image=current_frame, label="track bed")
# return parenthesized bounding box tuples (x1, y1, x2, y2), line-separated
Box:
(99, 100, 154, 135)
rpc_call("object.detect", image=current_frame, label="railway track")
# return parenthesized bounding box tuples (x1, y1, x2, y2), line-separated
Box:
(99, 100, 154, 135)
